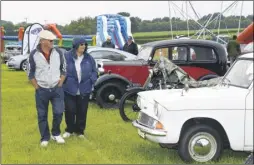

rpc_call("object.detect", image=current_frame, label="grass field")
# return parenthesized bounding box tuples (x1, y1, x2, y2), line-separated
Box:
(1, 64, 249, 164)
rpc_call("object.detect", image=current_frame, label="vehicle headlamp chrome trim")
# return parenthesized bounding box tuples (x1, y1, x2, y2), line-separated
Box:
(137, 111, 164, 130)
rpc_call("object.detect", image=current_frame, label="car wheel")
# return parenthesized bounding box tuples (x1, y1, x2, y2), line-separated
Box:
(245, 153, 253, 164)
(119, 89, 144, 122)
(96, 82, 125, 109)
(20, 60, 27, 71)
(178, 124, 223, 163)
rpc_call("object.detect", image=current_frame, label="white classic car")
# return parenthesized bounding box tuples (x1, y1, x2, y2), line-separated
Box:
(132, 52, 253, 163)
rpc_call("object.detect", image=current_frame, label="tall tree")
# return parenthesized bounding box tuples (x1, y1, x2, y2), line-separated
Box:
(117, 12, 130, 17)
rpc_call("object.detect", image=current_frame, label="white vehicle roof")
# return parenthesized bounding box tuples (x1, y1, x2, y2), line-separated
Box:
(5, 44, 21, 47)
(240, 52, 253, 59)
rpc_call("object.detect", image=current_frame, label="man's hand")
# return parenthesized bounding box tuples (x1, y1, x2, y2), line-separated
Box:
(58, 81, 63, 87)
(30, 78, 40, 90)
(58, 75, 66, 87)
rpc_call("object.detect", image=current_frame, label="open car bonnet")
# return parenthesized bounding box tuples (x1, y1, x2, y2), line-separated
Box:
(156, 57, 223, 88)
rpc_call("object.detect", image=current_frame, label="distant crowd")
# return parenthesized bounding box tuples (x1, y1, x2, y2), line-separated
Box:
(101, 36, 138, 55)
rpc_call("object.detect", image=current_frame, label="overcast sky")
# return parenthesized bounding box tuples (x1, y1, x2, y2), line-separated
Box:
(2, 1, 253, 25)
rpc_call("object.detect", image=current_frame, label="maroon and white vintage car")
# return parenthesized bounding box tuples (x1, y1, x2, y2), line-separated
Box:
(93, 39, 228, 108)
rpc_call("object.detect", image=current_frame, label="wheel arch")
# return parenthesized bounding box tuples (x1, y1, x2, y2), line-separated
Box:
(179, 117, 230, 149)
(20, 59, 27, 70)
(94, 74, 132, 91)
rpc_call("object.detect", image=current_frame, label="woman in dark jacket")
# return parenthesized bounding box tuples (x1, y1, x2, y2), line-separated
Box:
(62, 37, 98, 138)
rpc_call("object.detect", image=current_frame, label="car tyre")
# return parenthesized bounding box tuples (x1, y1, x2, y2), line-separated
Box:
(20, 60, 27, 71)
(244, 153, 253, 164)
(119, 88, 144, 122)
(178, 124, 223, 163)
(96, 82, 125, 109)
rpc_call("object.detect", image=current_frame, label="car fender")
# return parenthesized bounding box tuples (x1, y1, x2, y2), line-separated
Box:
(198, 74, 219, 81)
(126, 86, 145, 92)
(94, 73, 132, 89)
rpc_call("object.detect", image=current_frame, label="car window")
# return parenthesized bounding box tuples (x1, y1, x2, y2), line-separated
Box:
(153, 48, 169, 61)
(172, 46, 187, 61)
(90, 50, 126, 61)
(89, 51, 103, 59)
(152, 46, 188, 62)
(6, 47, 14, 50)
(243, 42, 253, 53)
(137, 46, 153, 61)
(223, 59, 253, 88)
(189, 46, 217, 61)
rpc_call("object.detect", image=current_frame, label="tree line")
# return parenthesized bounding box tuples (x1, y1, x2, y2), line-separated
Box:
(1, 12, 253, 36)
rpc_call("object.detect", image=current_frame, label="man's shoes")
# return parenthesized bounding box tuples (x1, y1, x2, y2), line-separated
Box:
(62, 132, 72, 138)
(51, 135, 65, 144)
(40, 141, 49, 147)
(78, 134, 85, 139)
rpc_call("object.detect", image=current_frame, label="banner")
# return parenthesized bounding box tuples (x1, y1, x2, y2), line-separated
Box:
(28, 23, 44, 53)
(22, 25, 31, 55)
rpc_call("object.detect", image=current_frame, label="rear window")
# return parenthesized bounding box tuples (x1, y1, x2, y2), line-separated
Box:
(189, 46, 217, 61)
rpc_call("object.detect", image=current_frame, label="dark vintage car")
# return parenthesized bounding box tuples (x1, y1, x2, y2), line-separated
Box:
(93, 39, 228, 108)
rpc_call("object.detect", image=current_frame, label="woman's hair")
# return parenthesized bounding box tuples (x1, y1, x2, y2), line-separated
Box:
(84, 43, 88, 52)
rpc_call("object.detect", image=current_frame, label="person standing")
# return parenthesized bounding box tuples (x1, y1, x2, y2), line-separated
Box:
(102, 36, 115, 48)
(123, 36, 138, 55)
(227, 35, 241, 65)
(62, 37, 98, 139)
(28, 30, 66, 147)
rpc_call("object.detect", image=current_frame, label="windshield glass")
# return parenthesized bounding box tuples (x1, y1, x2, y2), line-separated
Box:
(243, 42, 253, 53)
(137, 46, 153, 61)
(223, 59, 253, 88)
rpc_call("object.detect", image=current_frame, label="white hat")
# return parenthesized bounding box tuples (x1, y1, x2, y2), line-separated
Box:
(38, 30, 56, 40)
(107, 36, 111, 40)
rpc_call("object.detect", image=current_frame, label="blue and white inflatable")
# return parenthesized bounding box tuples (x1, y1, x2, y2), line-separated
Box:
(96, 14, 133, 50)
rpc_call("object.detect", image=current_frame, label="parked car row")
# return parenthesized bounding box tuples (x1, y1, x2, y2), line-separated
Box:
(2, 44, 22, 63)
(6, 46, 137, 71)
(5, 38, 253, 163)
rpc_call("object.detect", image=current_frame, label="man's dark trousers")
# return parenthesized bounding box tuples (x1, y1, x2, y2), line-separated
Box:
(35, 86, 65, 142)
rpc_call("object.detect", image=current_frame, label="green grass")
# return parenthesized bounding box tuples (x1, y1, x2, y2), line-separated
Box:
(1, 64, 249, 164)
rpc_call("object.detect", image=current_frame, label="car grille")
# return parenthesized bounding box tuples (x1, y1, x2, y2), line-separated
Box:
(137, 112, 155, 129)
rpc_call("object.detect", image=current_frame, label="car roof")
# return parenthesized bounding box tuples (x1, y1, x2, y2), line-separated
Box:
(5, 44, 21, 47)
(87, 47, 136, 57)
(141, 39, 227, 57)
(142, 39, 224, 48)
(239, 52, 253, 59)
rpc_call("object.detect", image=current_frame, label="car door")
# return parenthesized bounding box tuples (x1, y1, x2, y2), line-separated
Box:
(186, 45, 220, 80)
(244, 83, 253, 149)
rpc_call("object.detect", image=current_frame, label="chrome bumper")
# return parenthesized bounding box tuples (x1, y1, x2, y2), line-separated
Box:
(132, 120, 167, 136)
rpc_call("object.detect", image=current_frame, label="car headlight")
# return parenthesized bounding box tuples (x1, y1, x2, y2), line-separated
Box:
(138, 112, 165, 130)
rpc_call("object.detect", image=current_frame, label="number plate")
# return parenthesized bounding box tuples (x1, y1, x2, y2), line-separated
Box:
(138, 129, 145, 139)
